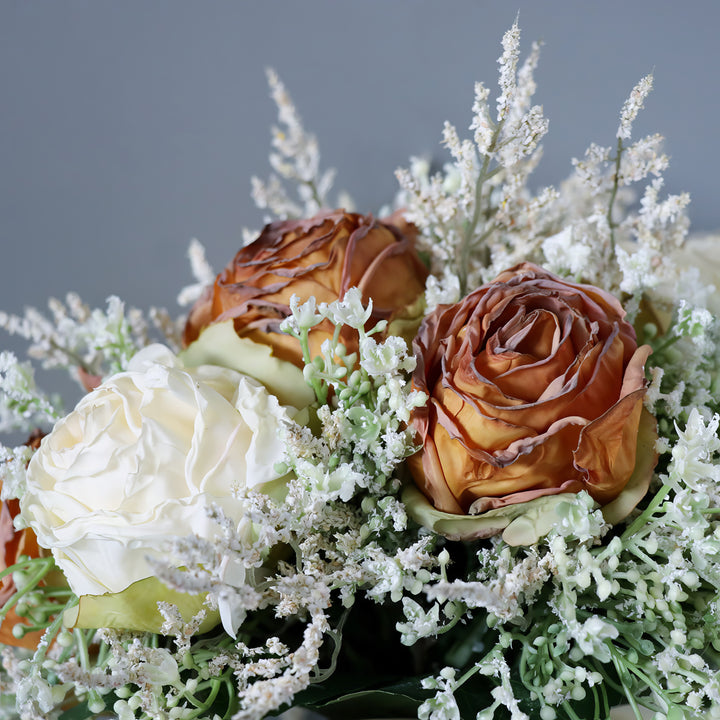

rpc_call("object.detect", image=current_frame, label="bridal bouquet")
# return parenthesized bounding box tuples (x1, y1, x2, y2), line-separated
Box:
(2, 22, 719, 720)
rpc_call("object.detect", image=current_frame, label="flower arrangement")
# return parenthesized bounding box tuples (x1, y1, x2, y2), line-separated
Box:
(1, 20, 719, 720)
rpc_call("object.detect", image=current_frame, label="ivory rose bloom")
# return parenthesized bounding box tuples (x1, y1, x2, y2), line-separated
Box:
(184, 209, 428, 365)
(407, 263, 655, 542)
(21, 340, 301, 633)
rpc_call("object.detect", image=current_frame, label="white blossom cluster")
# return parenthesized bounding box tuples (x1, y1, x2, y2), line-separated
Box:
(250, 69, 339, 223)
(396, 20, 554, 302)
(279, 289, 426, 496)
(0, 353, 60, 433)
(176, 238, 216, 308)
(543, 72, 690, 300)
(0, 294, 183, 389)
(397, 23, 692, 320)
(417, 412, 720, 719)
(643, 274, 720, 444)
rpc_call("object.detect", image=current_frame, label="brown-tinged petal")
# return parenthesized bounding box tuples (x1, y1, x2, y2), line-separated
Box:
(573, 388, 646, 504)
(184, 210, 428, 366)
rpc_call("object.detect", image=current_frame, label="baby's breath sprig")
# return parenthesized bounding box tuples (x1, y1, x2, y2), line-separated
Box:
(644, 290, 719, 439)
(397, 26, 691, 311)
(397, 20, 551, 301)
(280, 288, 426, 500)
(251, 69, 338, 223)
(545, 74, 690, 298)
(0, 294, 181, 394)
(0, 353, 61, 433)
(419, 411, 720, 720)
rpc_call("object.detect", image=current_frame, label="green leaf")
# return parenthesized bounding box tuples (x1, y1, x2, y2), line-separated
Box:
(316, 688, 421, 718)
(294, 675, 431, 719)
(63, 575, 218, 635)
(180, 321, 314, 411)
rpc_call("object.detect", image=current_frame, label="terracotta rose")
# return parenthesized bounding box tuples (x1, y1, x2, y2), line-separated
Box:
(184, 210, 428, 366)
(408, 263, 655, 529)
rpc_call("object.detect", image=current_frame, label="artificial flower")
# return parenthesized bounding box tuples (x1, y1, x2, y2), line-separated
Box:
(183, 209, 428, 365)
(407, 262, 656, 542)
(21, 338, 304, 634)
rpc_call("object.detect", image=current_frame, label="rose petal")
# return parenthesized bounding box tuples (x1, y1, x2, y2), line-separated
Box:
(601, 407, 657, 524)
(184, 210, 428, 366)
(573, 389, 646, 504)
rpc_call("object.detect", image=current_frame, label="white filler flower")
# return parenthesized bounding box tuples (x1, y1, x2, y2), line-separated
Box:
(21, 343, 292, 602)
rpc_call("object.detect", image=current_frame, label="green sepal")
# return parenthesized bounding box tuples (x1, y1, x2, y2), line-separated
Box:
(402, 484, 577, 546)
(179, 320, 315, 412)
(63, 575, 219, 635)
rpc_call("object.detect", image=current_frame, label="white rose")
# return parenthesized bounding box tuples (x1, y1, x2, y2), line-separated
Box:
(22, 343, 295, 632)
(673, 234, 720, 314)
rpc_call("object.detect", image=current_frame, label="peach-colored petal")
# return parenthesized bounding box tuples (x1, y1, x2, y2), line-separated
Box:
(468, 479, 584, 513)
(620, 344, 653, 398)
(573, 388, 646, 504)
(602, 408, 657, 524)
(406, 433, 464, 515)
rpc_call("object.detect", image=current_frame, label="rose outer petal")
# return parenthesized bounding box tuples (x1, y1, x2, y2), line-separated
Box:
(403, 407, 656, 545)
(601, 407, 657, 525)
(573, 389, 645, 504)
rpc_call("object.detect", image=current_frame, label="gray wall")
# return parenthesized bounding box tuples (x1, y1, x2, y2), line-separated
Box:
(1, 1, 718, 404)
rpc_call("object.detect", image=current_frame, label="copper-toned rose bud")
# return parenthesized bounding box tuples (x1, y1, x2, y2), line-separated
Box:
(25, 428, 46, 452)
(408, 262, 656, 528)
(77, 367, 103, 393)
(184, 210, 428, 366)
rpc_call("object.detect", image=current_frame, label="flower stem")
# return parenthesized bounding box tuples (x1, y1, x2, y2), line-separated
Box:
(31, 595, 78, 666)
(621, 483, 671, 540)
(0, 557, 55, 619)
(561, 700, 584, 720)
(607, 136, 624, 255)
(458, 121, 505, 295)
(312, 607, 349, 683)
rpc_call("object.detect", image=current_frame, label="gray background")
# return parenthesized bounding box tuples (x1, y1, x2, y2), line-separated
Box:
(1, 0, 719, 407)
